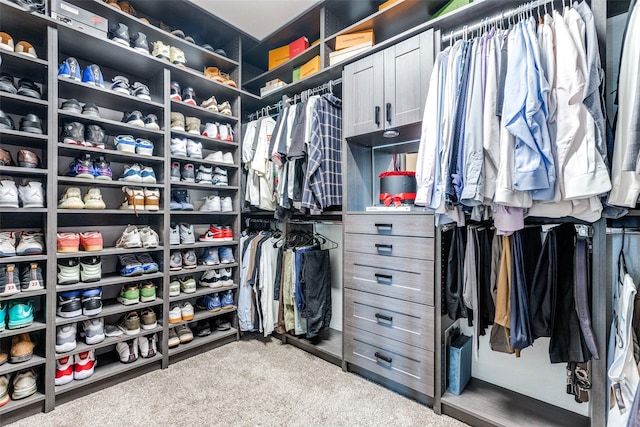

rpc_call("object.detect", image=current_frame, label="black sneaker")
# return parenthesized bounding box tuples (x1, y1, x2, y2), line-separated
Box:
(182, 87, 196, 106)
(0, 110, 15, 130)
(170, 81, 181, 101)
(130, 32, 149, 54)
(82, 103, 100, 118)
(20, 114, 43, 134)
(60, 121, 85, 145)
(20, 262, 44, 292)
(108, 23, 130, 46)
(110, 75, 130, 95)
(85, 124, 106, 149)
(0, 264, 20, 297)
(123, 110, 144, 127)
(0, 73, 17, 94)
(61, 98, 82, 114)
(214, 318, 231, 331)
(57, 290, 82, 318)
(81, 288, 102, 316)
(16, 78, 41, 99)
(144, 114, 159, 130)
(131, 82, 150, 100)
(195, 321, 212, 337)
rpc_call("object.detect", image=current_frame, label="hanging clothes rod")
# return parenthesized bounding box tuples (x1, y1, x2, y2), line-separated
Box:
(248, 77, 342, 121)
(442, 0, 557, 43)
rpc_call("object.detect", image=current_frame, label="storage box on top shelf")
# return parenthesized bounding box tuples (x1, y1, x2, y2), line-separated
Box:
(260, 81, 287, 96)
(289, 36, 309, 58)
(268, 45, 290, 70)
(51, 0, 108, 38)
(292, 67, 301, 82)
(299, 55, 320, 80)
(378, 0, 402, 11)
(335, 29, 374, 51)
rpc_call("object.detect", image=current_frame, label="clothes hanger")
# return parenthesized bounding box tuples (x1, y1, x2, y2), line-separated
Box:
(314, 231, 338, 250)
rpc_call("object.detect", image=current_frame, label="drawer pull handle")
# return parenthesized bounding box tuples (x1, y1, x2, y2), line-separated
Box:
(374, 223, 393, 229)
(375, 352, 392, 364)
(375, 313, 393, 322)
(374, 273, 392, 283)
(375, 106, 381, 126)
(375, 244, 393, 251)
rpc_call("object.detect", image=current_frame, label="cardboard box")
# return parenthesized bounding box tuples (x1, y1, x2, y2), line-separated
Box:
(292, 67, 301, 82)
(260, 81, 287, 96)
(378, 0, 401, 11)
(265, 78, 285, 87)
(268, 45, 290, 70)
(299, 55, 321, 80)
(289, 36, 309, 58)
(329, 41, 372, 66)
(51, 0, 108, 38)
(335, 29, 374, 51)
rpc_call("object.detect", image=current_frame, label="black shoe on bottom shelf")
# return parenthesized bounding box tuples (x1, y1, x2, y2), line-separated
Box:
(20, 114, 43, 134)
(61, 98, 82, 114)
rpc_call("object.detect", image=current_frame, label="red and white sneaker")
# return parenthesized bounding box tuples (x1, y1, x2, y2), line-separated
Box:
(73, 350, 96, 380)
(222, 226, 233, 241)
(79, 231, 103, 251)
(199, 225, 224, 242)
(57, 232, 80, 253)
(55, 356, 74, 385)
(202, 122, 219, 139)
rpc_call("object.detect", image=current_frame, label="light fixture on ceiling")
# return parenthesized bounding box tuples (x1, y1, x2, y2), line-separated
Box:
(383, 130, 399, 138)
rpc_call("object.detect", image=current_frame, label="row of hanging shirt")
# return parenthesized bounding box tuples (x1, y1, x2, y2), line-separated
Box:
(238, 227, 334, 340)
(415, 1, 611, 235)
(242, 91, 343, 219)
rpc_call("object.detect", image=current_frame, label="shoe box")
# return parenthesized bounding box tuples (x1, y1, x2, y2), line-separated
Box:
(50, 0, 108, 39)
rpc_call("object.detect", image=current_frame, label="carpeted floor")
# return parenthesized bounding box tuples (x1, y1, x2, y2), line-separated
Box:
(9, 337, 468, 427)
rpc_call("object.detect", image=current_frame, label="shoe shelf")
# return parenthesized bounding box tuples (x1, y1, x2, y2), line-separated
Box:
(55, 271, 164, 292)
(170, 100, 238, 124)
(0, 93, 48, 114)
(0, 208, 47, 214)
(169, 263, 239, 276)
(56, 246, 164, 260)
(170, 66, 240, 102)
(169, 182, 238, 191)
(170, 130, 238, 148)
(0, 129, 48, 148)
(0, 48, 48, 70)
(0, 289, 46, 301)
(57, 110, 165, 138)
(167, 328, 236, 357)
(169, 284, 238, 304)
(169, 211, 239, 217)
(0, 322, 47, 339)
(170, 155, 239, 170)
(0, 391, 45, 416)
(57, 143, 165, 164)
(55, 298, 163, 327)
(54, 325, 163, 360)
(169, 240, 239, 250)
(57, 176, 166, 189)
(0, 166, 48, 177)
(168, 306, 237, 328)
(58, 78, 165, 113)
(0, 255, 47, 264)
(0, 355, 46, 377)
(57, 209, 165, 216)
(54, 351, 162, 395)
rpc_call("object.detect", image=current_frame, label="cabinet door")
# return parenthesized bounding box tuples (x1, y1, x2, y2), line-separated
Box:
(343, 52, 385, 138)
(383, 29, 434, 129)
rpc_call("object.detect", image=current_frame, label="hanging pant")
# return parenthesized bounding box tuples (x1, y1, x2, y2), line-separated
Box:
(446, 227, 468, 320)
(301, 249, 332, 339)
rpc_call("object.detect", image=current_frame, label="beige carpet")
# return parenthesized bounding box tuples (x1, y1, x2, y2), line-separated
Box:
(9, 337, 467, 427)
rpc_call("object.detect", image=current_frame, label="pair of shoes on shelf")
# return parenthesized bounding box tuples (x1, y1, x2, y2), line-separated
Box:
(65, 154, 112, 180)
(58, 58, 105, 87)
(55, 350, 96, 385)
(57, 256, 101, 285)
(0, 31, 38, 58)
(0, 72, 42, 99)
(0, 178, 44, 209)
(58, 187, 106, 210)
(0, 231, 44, 257)
(60, 121, 106, 148)
(108, 22, 148, 54)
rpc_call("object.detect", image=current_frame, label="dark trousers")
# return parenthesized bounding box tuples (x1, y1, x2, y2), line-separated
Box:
(301, 249, 332, 339)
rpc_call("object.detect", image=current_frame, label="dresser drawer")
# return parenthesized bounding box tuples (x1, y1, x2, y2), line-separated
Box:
(345, 289, 434, 350)
(345, 233, 434, 261)
(345, 214, 434, 238)
(345, 327, 434, 397)
(344, 252, 434, 305)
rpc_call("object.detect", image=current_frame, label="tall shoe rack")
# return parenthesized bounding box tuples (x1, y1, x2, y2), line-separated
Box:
(0, 0, 243, 420)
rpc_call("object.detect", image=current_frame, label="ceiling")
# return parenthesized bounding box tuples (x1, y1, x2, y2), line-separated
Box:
(187, 0, 320, 41)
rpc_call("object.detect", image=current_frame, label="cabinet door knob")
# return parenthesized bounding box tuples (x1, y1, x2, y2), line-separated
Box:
(375, 106, 381, 126)
(374, 273, 393, 283)
(375, 313, 393, 322)
(386, 103, 392, 124)
(374, 352, 393, 364)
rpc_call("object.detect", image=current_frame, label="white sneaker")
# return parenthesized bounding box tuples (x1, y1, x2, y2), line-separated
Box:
(58, 187, 84, 209)
(169, 279, 180, 297)
(0, 179, 19, 208)
(218, 123, 233, 142)
(143, 188, 160, 211)
(139, 334, 157, 358)
(200, 269, 221, 288)
(204, 151, 224, 163)
(141, 166, 157, 184)
(222, 152, 234, 164)
(116, 338, 139, 363)
(195, 165, 212, 184)
(0, 232, 16, 257)
(186, 139, 203, 159)
(121, 164, 143, 183)
(55, 357, 73, 385)
(181, 301, 194, 321)
(220, 268, 234, 286)
(202, 122, 219, 139)
(179, 223, 195, 244)
(83, 187, 106, 209)
(168, 305, 182, 323)
(138, 226, 159, 248)
(116, 225, 142, 248)
(18, 181, 44, 208)
(56, 324, 77, 353)
(120, 186, 145, 211)
(169, 223, 180, 245)
(73, 350, 96, 380)
(213, 167, 228, 186)
(221, 196, 233, 212)
(199, 195, 221, 212)
(82, 318, 105, 345)
(16, 231, 44, 255)
(170, 138, 187, 157)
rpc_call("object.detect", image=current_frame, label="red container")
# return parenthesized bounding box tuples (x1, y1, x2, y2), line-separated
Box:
(289, 36, 309, 58)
